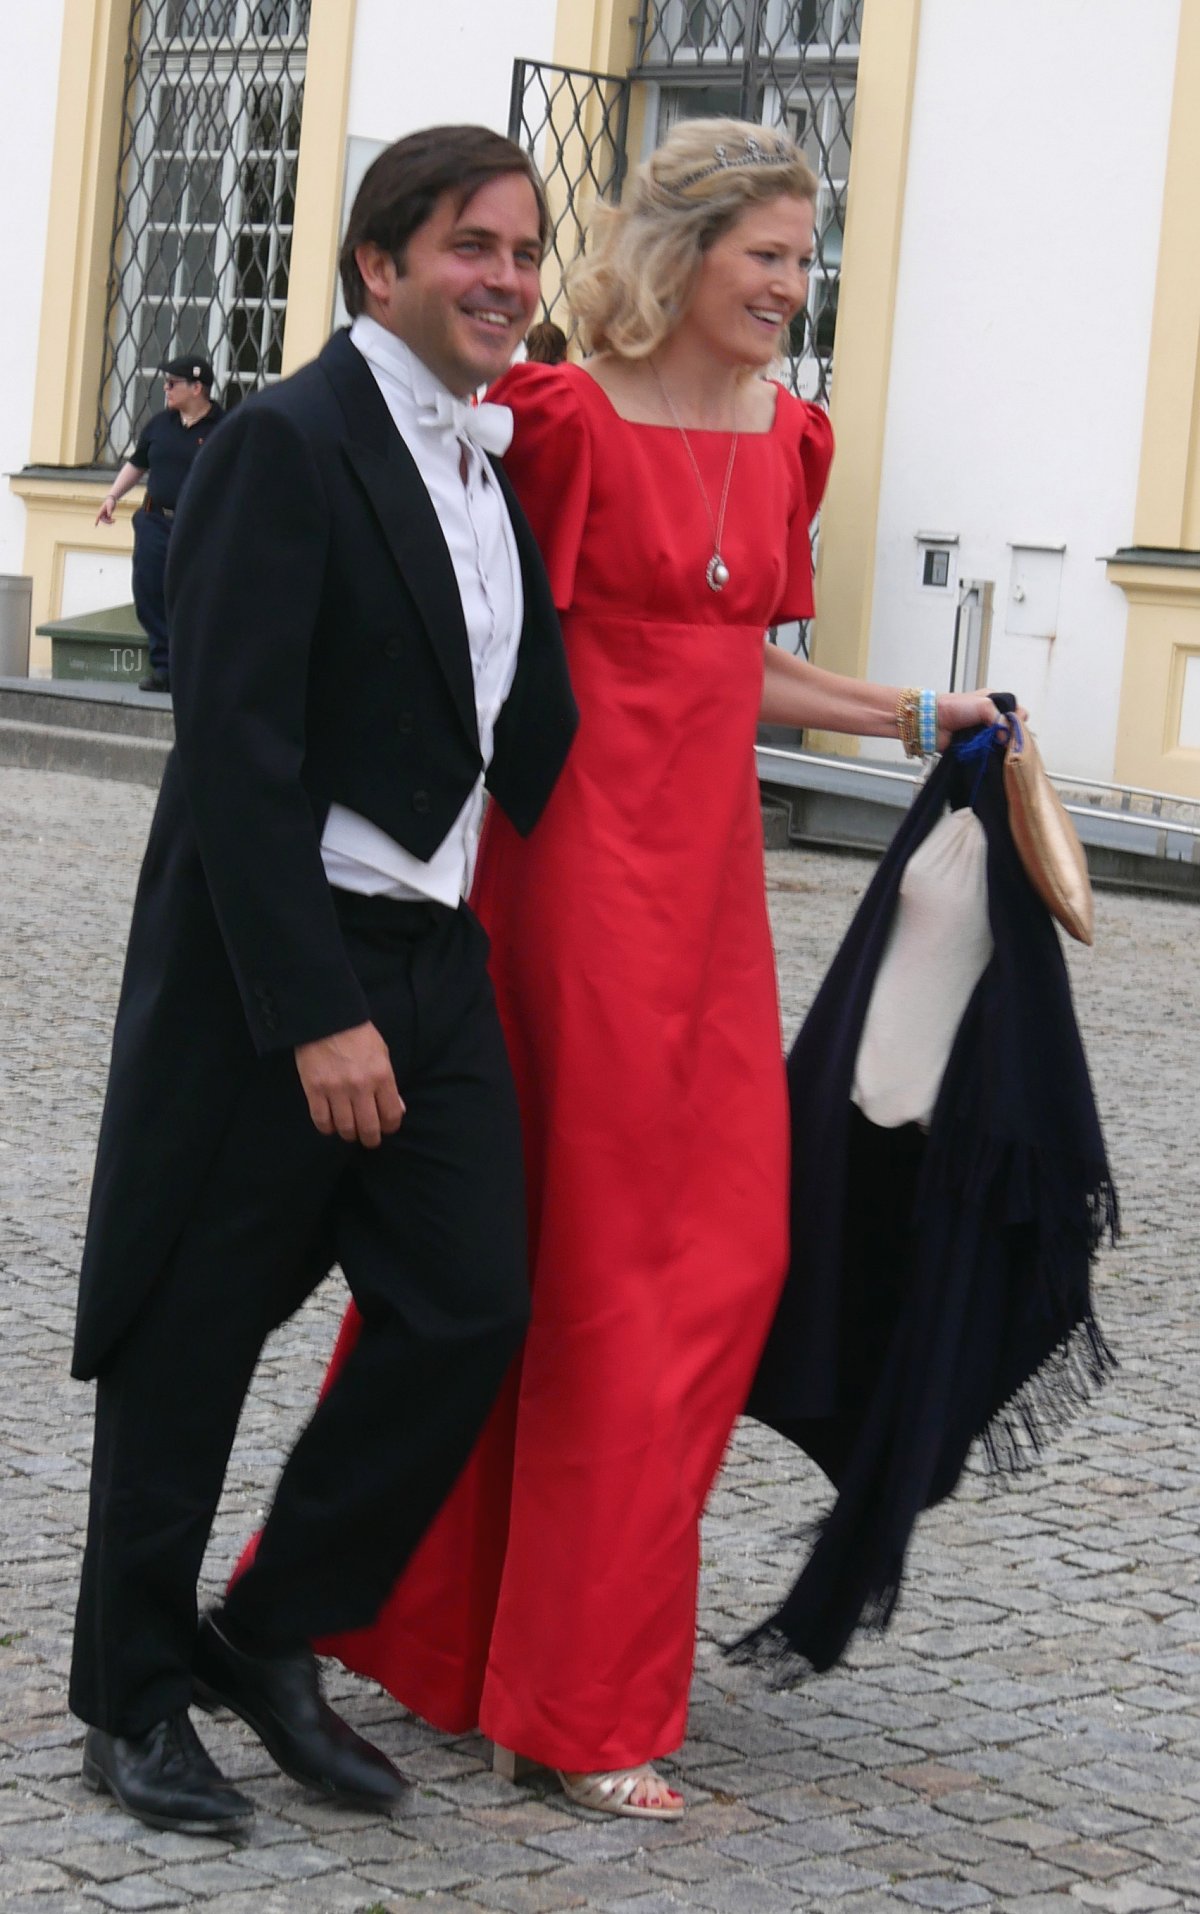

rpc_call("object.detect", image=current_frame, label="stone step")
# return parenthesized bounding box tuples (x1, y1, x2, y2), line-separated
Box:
(0, 716, 169, 787)
(0, 676, 174, 741)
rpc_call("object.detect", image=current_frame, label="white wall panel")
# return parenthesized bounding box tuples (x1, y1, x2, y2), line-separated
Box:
(864, 0, 1180, 780)
(346, 0, 559, 147)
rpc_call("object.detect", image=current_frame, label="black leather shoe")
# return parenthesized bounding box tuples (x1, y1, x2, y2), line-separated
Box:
(81, 1713, 255, 1834)
(194, 1611, 409, 1811)
(138, 669, 170, 694)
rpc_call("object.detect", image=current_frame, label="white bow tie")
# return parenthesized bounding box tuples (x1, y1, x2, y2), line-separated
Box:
(421, 390, 513, 457)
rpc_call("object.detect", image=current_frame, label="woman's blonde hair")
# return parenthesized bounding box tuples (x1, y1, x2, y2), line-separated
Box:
(568, 119, 818, 360)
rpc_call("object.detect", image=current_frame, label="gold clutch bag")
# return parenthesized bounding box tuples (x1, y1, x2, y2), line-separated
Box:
(1003, 722, 1094, 945)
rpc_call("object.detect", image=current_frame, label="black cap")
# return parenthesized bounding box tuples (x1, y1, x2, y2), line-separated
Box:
(162, 355, 214, 389)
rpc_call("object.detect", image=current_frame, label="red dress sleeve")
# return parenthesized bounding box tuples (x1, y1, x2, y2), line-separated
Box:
(774, 396, 835, 623)
(489, 361, 592, 611)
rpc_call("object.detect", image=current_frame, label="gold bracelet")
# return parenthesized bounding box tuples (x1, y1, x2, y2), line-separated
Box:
(896, 687, 922, 759)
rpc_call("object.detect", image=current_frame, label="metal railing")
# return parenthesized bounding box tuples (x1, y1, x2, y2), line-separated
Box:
(1052, 775, 1200, 864)
(757, 742, 1200, 866)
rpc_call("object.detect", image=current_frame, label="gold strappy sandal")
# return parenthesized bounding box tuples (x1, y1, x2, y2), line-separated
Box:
(556, 1765, 685, 1820)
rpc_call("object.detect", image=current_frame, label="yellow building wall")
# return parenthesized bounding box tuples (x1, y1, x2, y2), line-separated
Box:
(552, 0, 637, 73)
(1110, 0, 1200, 798)
(279, 0, 356, 375)
(1109, 562, 1200, 796)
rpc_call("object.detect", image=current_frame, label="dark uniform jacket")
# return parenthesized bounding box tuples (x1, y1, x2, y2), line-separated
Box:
(72, 328, 578, 1379)
(131, 401, 225, 510)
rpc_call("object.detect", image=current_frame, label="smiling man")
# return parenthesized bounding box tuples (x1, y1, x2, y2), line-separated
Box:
(69, 126, 577, 1837)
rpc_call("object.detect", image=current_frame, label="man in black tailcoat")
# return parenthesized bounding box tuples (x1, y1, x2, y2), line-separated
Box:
(69, 125, 576, 1836)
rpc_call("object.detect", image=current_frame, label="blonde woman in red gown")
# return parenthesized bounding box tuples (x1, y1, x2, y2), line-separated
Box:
(238, 119, 998, 1818)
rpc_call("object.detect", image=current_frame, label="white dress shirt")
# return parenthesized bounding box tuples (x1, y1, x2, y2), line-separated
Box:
(320, 315, 523, 906)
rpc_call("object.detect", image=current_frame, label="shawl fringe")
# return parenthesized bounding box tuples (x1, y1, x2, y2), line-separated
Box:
(726, 1618, 819, 1686)
(726, 1585, 901, 1689)
(980, 1308, 1116, 1474)
(728, 1301, 1117, 1690)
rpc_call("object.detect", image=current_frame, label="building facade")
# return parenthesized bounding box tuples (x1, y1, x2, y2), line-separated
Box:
(4, 0, 1198, 796)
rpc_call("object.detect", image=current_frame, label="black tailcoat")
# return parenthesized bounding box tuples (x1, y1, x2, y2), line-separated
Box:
(73, 329, 577, 1380)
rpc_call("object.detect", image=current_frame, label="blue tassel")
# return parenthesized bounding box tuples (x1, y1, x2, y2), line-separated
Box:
(953, 716, 1018, 803)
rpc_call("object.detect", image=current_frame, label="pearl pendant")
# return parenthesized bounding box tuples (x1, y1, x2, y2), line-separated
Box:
(706, 554, 730, 592)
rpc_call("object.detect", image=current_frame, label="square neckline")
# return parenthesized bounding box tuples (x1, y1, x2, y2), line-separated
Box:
(570, 363, 784, 439)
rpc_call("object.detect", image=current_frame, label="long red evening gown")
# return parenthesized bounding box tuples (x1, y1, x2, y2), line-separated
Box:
(242, 362, 833, 1772)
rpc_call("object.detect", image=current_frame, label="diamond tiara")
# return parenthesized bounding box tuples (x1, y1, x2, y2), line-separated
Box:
(671, 134, 798, 194)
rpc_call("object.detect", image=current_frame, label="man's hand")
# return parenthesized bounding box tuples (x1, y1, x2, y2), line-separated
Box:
(294, 1021, 405, 1148)
(95, 496, 117, 527)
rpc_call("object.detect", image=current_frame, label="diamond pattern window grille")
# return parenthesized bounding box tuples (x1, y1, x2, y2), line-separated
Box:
(510, 2, 860, 658)
(637, 0, 862, 402)
(508, 59, 631, 335)
(96, 0, 309, 465)
(509, 3, 858, 403)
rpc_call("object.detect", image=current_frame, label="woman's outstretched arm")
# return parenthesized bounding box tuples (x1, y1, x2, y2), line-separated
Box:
(760, 643, 998, 747)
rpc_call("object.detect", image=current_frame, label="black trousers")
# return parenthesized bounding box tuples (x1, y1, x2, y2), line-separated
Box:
(131, 510, 171, 675)
(70, 897, 530, 1737)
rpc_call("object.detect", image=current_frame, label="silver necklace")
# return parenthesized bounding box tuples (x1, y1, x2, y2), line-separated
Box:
(649, 363, 739, 592)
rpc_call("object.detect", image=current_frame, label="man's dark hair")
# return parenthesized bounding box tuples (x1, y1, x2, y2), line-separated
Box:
(524, 319, 568, 365)
(339, 125, 549, 318)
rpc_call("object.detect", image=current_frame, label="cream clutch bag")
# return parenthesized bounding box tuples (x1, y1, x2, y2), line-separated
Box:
(1003, 722, 1094, 945)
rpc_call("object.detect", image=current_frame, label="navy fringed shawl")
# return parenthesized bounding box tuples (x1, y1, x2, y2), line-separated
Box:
(736, 738, 1117, 1678)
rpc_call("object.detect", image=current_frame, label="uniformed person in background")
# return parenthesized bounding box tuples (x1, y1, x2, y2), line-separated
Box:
(95, 357, 224, 695)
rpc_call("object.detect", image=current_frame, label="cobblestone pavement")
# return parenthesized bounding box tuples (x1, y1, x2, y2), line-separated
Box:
(1, 763, 1198, 1914)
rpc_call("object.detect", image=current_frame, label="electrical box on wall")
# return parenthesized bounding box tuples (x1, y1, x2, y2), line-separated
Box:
(915, 531, 958, 593)
(1006, 543, 1065, 638)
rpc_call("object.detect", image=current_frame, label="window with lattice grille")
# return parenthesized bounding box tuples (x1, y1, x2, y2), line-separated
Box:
(508, 3, 859, 656)
(636, 0, 862, 400)
(96, 0, 309, 465)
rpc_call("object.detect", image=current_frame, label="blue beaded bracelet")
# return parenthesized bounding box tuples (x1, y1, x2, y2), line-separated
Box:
(919, 688, 938, 756)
